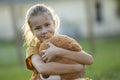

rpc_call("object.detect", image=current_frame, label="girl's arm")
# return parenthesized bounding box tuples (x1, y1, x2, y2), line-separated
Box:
(42, 42, 93, 65)
(31, 54, 84, 75)
(57, 49, 93, 65)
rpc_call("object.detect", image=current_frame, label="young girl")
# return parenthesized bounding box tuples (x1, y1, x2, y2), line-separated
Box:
(23, 4, 93, 80)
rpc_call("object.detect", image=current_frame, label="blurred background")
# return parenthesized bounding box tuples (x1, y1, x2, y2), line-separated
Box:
(0, 0, 120, 80)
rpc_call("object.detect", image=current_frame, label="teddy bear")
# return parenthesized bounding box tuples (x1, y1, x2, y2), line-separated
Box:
(38, 35, 85, 80)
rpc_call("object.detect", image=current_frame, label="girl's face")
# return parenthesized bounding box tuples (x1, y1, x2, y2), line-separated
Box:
(30, 15, 55, 42)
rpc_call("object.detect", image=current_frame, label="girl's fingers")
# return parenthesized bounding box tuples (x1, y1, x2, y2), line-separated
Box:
(41, 54, 45, 59)
(42, 54, 47, 62)
(41, 49, 48, 62)
(41, 50, 46, 54)
(47, 42, 54, 47)
(46, 58, 51, 62)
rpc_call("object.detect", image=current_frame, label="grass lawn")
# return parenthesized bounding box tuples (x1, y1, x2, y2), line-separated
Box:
(0, 38, 120, 80)
(81, 38, 120, 80)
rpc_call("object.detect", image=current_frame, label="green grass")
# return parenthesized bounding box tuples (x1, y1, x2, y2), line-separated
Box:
(0, 41, 31, 80)
(0, 38, 120, 80)
(0, 66, 31, 80)
(81, 38, 120, 80)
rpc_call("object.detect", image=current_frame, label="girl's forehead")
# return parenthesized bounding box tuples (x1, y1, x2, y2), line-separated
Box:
(30, 15, 53, 27)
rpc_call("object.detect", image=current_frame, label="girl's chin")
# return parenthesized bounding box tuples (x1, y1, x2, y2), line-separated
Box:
(40, 37, 51, 42)
(40, 38, 46, 42)
(40, 35, 53, 42)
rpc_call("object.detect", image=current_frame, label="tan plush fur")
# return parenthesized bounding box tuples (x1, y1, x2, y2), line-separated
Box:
(38, 35, 85, 80)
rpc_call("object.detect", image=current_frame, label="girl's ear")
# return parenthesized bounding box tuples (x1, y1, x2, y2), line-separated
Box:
(30, 28, 35, 36)
(30, 25, 34, 34)
(53, 20, 56, 27)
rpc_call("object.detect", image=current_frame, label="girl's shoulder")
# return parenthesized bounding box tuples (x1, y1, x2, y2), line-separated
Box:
(26, 41, 40, 58)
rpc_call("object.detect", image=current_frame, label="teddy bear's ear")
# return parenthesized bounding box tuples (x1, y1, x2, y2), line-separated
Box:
(69, 43, 82, 51)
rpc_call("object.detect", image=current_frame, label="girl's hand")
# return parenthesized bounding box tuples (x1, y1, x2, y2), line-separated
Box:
(41, 42, 60, 62)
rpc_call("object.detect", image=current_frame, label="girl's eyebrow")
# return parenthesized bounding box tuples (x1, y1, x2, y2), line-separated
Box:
(35, 25, 41, 28)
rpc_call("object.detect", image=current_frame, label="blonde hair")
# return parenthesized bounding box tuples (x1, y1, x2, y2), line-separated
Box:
(22, 4, 60, 46)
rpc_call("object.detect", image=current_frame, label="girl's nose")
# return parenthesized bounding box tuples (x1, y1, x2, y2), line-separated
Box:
(41, 27, 47, 34)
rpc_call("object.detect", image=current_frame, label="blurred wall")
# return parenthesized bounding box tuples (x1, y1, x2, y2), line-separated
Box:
(0, 0, 120, 41)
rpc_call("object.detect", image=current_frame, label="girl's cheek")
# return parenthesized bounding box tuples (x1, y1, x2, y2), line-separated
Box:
(37, 32, 41, 37)
(49, 26, 55, 33)
(34, 31, 41, 38)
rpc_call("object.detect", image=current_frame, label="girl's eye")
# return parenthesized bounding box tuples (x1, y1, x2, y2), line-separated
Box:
(34, 26, 41, 30)
(45, 23, 50, 27)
